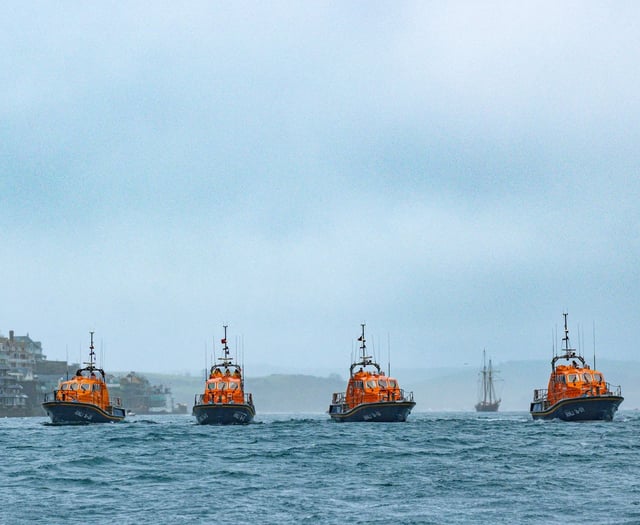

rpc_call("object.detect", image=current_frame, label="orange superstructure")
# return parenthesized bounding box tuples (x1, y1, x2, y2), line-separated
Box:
(544, 362, 610, 407)
(200, 366, 248, 406)
(337, 366, 404, 408)
(55, 370, 113, 408)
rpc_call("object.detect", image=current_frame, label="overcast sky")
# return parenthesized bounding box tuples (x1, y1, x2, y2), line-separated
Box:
(1, 2, 639, 375)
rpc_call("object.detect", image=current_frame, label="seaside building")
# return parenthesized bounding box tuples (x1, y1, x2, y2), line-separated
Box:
(0, 330, 45, 416)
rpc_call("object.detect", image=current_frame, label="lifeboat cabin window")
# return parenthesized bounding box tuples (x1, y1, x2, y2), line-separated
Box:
(207, 383, 215, 390)
(228, 382, 239, 390)
(81, 384, 91, 391)
(583, 373, 592, 383)
(365, 380, 377, 389)
(92, 384, 100, 392)
(61, 384, 69, 391)
(378, 379, 388, 388)
(70, 383, 79, 391)
(218, 383, 227, 390)
(567, 374, 578, 383)
(593, 373, 603, 382)
(388, 379, 397, 388)
(556, 375, 566, 384)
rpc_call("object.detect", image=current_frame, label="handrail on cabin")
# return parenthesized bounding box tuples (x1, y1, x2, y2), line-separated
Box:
(194, 393, 253, 406)
(533, 382, 621, 403)
(331, 389, 414, 406)
(44, 389, 122, 407)
(533, 389, 548, 402)
(607, 383, 622, 397)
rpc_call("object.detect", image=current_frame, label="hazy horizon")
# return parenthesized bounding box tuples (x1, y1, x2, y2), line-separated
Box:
(2, 3, 638, 374)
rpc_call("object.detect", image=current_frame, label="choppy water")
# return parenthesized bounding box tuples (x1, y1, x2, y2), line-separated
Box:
(2, 411, 639, 524)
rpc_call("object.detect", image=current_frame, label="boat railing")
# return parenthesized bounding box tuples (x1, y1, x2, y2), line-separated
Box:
(400, 390, 414, 402)
(331, 392, 346, 404)
(43, 391, 57, 403)
(533, 389, 548, 402)
(194, 393, 253, 405)
(44, 390, 80, 403)
(331, 390, 414, 405)
(44, 390, 122, 407)
(605, 383, 622, 397)
(374, 389, 414, 402)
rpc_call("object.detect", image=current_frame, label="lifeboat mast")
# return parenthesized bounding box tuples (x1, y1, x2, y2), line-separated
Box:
(218, 325, 232, 366)
(552, 313, 586, 371)
(85, 331, 96, 370)
(216, 325, 243, 389)
(350, 324, 381, 377)
(78, 331, 105, 379)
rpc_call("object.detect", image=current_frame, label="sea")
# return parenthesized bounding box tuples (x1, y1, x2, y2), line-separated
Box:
(2, 411, 639, 525)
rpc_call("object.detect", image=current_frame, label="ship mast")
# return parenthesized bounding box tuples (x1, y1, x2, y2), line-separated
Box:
(562, 312, 572, 355)
(219, 325, 232, 367)
(350, 323, 381, 376)
(552, 312, 585, 371)
(481, 349, 487, 403)
(488, 357, 495, 404)
(83, 331, 96, 371)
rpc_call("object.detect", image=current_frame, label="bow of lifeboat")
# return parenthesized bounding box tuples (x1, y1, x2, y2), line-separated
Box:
(192, 326, 255, 425)
(42, 332, 126, 424)
(328, 324, 415, 422)
(530, 314, 623, 421)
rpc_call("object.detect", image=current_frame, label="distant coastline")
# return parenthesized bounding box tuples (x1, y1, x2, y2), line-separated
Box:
(139, 359, 639, 413)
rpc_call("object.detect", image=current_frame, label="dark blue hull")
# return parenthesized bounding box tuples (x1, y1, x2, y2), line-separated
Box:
(42, 401, 126, 424)
(329, 401, 415, 422)
(192, 403, 255, 425)
(530, 396, 623, 421)
(475, 402, 500, 412)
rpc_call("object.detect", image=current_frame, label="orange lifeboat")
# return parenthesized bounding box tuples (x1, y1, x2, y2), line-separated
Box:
(530, 313, 623, 421)
(192, 325, 255, 425)
(42, 332, 126, 424)
(328, 324, 415, 422)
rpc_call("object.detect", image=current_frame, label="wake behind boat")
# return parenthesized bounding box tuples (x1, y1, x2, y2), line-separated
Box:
(42, 332, 126, 424)
(475, 349, 500, 412)
(328, 324, 415, 422)
(530, 313, 623, 421)
(192, 325, 255, 425)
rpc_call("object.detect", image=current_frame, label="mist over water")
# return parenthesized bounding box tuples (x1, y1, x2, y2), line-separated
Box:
(3, 412, 640, 524)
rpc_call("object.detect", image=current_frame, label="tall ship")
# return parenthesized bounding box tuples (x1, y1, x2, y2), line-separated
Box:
(42, 332, 126, 424)
(530, 313, 623, 421)
(475, 349, 500, 412)
(328, 324, 415, 422)
(192, 326, 255, 425)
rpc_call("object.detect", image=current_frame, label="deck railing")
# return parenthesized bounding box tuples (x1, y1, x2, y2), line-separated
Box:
(43, 390, 122, 407)
(607, 383, 622, 397)
(533, 383, 622, 402)
(331, 389, 414, 406)
(533, 389, 548, 402)
(194, 393, 253, 405)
